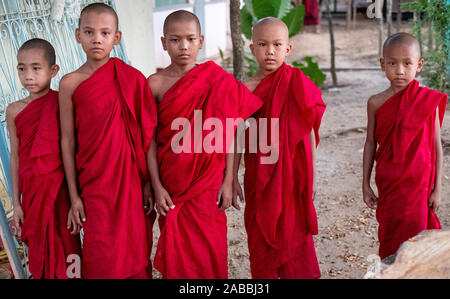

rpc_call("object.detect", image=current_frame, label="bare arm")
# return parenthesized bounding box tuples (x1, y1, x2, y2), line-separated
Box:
(309, 130, 317, 201)
(6, 105, 21, 208)
(217, 153, 233, 211)
(59, 76, 86, 226)
(429, 109, 443, 213)
(147, 130, 174, 217)
(362, 98, 378, 209)
(6, 104, 24, 234)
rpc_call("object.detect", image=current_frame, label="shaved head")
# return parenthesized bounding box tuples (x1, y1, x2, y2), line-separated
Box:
(252, 17, 289, 42)
(383, 32, 421, 58)
(18, 38, 56, 66)
(163, 10, 201, 36)
(79, 3, 119, 30)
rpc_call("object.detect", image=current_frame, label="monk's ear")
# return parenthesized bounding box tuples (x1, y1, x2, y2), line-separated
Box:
(75, 28, 81, 43)
(380, 58, 385, 71)
(199, 35, 205, 49)
(250, 43, 255, 56)
(417, 58, 425, 73)
(50, 64, 60, 78)
(286, 44, 293, 57)
(161, 37, 168, 51)
(114, 31, 122, 45)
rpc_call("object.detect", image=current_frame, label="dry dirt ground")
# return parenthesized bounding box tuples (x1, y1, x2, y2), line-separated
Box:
(2, 18, 449, 280)
(148, 18, 449, 279)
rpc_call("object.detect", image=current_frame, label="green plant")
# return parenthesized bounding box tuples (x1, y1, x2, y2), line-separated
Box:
(241, 0, 305, 40)
(292, 57, 327, 86)
(402, 0, 450, 94)
(239, 0, 326, 85)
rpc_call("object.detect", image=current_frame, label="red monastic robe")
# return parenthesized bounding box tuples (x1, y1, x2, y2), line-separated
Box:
(16, 90, 81, 279)
(154, 61, 262, 279)
(72, 58, 157, 278)
(375, 80, 446, 259)
(244, 63, 325, 279)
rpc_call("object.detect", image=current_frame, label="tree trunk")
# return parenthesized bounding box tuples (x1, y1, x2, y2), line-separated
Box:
(230, 0, 245, 82)
(352, 0, 357, 29)
(378, 1, 384, 57)
(387, 0, 392, 37)
(396, 0, 402, 32)
(325, 0, 337, 86)
(346, 0, 351, 30)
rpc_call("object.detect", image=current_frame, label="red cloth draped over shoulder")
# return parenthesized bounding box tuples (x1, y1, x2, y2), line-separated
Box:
(15, 90, 81, 279)
(244, 63, 325, 276)
(154, 61, 262, 279)
(72, 58, 157, 279)
(375, 80, 447, 259)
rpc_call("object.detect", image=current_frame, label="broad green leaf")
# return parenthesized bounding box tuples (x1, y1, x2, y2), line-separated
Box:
(252, 0, 291, 19)
(292, 57, 327, 86)
(241, 5, 255, 40)
(282, 5, 305, 38)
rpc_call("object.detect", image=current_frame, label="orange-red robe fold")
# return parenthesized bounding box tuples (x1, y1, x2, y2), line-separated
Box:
(375, 80, 446, 259)
(244, 63, 325, 278)
(16, 90, 81, 279)
(72, 58, 157, 279)
(154, 61, 263, 279)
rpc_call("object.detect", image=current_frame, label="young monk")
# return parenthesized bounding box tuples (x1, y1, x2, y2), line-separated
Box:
(58, 3, 157, 279)
(363, 32, 447, 260)
(148, 10, 262, 279)
(7, 39, 81, 279)
(232, 18, 326, 279)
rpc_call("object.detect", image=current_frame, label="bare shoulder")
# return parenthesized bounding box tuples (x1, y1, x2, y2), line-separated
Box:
(244, 77, 262, 93)
(59, 68, 90, 97)
(6, 101, 27, 122)
(147, 71, 164, 91)
(148, 69, 181, 103)
(367, 89, 393, 113)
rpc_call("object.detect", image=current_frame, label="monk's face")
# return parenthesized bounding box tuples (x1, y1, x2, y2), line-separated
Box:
(17, 49, 59, 95)
(162, 20, 204, 66)
(250, 21, 292, 74)
(76, 12, 121, 61)
(381, 43, 424, 90)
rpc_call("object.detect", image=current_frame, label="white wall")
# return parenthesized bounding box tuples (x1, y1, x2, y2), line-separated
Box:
(115, 0, 156, 76)
(204, 1, 229, 58)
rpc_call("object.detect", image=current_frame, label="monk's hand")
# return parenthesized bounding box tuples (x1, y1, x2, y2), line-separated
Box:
(362, 184, 378, 210)
(13, 203, 24, 239)
(155, 186, 174, 217)
(143, 181, 154, 216)
(70, 197, 87, 227)
(312, 179, 317, 202)
(218, 180, 233, 212)
(232, 178, 244, 211)
(429, 189, 441, 214)
(67, 207, 81, 235)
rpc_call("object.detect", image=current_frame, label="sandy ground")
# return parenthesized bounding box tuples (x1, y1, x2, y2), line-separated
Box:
(173, 18, 450, 279)
(2, 18, 449, 280)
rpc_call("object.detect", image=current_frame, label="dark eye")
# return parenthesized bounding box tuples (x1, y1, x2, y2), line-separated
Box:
(33, 67, 40, 71)
(18, 67, 24, 71)
(103, 31, 110, 35)
(259, 42, 265, 46)
(85, 30, 92, 34)
(275, 43, 281, 47)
